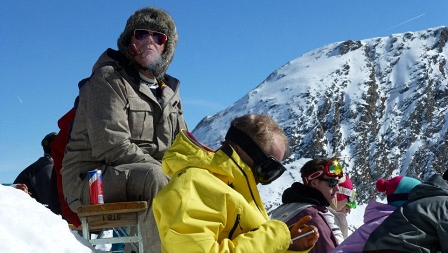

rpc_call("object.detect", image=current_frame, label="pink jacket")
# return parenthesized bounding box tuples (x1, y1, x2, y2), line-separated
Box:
(330, 199, 396, 253)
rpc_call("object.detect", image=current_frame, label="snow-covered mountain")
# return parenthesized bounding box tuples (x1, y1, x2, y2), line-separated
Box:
(191, 26, 448, 214)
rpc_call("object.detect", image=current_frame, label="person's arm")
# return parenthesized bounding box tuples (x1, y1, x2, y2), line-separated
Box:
(32, 161, 53, 205)
(13, 184, 30, 195)
(287, 215, 319, 253)
(289, 208, 337, 253)
(13, 163, 34, 197)
(321, 209, 344, 244)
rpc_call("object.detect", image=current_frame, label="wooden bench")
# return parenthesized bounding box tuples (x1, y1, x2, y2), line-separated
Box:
(76, 201, 148, 253)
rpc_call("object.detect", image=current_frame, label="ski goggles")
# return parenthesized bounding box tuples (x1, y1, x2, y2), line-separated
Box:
(323, 159, 343, 177)
(225, 126, 287, 185)
(339, 186, 356, 202)
(302, 159, 343, 185)
(134, 29, 168, 45)
(253, 156, 287, 185)
(346, 200, 357, 209)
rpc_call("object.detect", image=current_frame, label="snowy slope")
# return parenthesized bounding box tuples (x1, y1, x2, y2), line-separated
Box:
(0, 185, 98, 252)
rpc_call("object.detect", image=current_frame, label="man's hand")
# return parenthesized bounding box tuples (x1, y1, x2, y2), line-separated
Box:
(288, 215, 319, 251)
(13, 184, 31, 195)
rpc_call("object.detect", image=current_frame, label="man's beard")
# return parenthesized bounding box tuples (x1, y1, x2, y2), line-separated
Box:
(142, 56, 164, 78)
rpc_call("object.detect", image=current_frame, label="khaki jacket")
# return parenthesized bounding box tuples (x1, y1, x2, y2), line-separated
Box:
(61, 49, 187, 209)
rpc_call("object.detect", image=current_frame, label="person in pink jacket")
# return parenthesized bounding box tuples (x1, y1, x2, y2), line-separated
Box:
(330, 175, 421, 253)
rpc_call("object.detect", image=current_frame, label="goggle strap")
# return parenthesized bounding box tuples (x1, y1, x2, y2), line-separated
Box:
(339, 187, 355, 198)
(302, 177, 309, 185)
(303, 171, 324, 184)
(225, 126, 267, 166)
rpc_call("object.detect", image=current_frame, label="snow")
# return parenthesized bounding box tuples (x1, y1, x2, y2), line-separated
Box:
(0, 184, 99, 253)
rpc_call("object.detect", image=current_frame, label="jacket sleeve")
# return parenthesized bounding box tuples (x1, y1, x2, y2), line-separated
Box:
(330, 222, 375, 253)
(287, 207, 337, 253)
(321, 209, 344, 244)
(81, 66, 158, 165)
(232, 220, 313, 253)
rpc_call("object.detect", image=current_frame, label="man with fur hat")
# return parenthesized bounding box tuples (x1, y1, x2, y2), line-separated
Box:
(61, 7, 186, 253)
(14, 132, 58, 207)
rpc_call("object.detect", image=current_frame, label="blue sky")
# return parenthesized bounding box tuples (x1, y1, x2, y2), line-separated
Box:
(1, 0, 447, 183)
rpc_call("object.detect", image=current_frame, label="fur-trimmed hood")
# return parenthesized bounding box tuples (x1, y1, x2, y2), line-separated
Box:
(117, 7, 177, 78)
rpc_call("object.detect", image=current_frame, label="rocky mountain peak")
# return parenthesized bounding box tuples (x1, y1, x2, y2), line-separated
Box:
(192, 26, 448, 210)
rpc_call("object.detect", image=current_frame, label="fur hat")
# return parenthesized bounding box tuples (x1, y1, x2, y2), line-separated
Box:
(337, 174, 354, 201)
(117, 7, 178, 78)
(41, 132, 57, 154)
(376, 176, 421, 207)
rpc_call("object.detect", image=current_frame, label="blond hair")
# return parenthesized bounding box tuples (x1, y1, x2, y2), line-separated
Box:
(229, 114, 290, 159)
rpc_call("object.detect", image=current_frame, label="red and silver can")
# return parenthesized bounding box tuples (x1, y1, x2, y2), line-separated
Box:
(88, 169, 104, 204)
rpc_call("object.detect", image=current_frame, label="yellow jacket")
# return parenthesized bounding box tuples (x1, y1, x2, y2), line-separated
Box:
(153, 130, 311, 253)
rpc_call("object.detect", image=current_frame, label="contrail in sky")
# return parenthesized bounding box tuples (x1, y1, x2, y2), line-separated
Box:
(377, 13, 426, 35)
(17, 95, 22, 103)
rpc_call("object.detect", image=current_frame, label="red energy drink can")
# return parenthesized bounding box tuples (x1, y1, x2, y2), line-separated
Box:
(88, 169, 104, 204)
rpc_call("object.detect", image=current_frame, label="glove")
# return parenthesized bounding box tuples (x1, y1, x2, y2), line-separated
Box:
(288, 215, 319, 251)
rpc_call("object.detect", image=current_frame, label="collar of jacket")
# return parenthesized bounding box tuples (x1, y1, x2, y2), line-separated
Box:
(101, 48, 181, 92)
(408, 173, 448, 201)
(282, 182, 330, 206)
(162, 130, 269, 219)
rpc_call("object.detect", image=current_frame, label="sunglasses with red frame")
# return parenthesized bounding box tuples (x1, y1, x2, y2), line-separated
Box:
(134, 29, 168, 45)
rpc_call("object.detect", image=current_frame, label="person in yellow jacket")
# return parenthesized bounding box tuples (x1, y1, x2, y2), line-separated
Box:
(153, 114, 319, 253)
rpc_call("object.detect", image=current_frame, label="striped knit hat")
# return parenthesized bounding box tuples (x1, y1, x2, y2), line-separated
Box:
(376, 176, 421, 207)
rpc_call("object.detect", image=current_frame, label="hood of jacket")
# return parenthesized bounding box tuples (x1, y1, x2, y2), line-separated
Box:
(409, 173, 448, 201)
(92, 48, 133, 74)
(162, 130, 268, 217)
(281, 182, 330, 206)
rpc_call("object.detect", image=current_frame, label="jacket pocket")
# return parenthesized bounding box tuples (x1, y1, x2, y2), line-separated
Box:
(128, 97, 154, 140)
(168, 100, 186, 139)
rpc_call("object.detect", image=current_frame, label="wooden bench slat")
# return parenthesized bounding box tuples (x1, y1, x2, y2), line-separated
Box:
(84, 212, 139, 230)
(77, 201, 148, 217)
(68, 224, 80, 230)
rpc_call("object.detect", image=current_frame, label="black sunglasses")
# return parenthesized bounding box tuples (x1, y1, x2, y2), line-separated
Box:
(134, 29, 167, 45)
(317, 177, 339, 188)
(225, 126, 286, 185)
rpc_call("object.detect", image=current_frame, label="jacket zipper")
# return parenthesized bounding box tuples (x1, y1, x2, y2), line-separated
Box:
(228, 154, 263, 213)
(228, 214, 241, 239)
